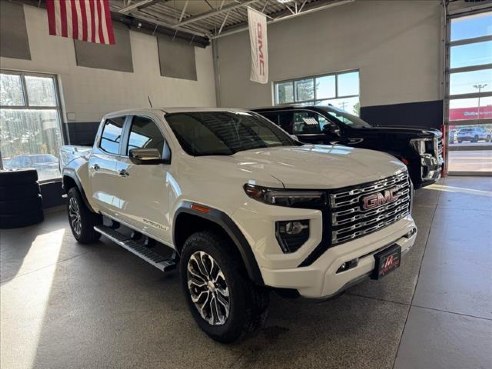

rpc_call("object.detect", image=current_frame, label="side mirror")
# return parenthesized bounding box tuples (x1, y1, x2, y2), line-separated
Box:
(322, 125, 341, 137)
(290, 134, 298, 141)
(129, 148, 170, 165)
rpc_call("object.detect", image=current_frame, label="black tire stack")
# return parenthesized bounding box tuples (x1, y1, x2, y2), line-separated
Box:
(0, 169, 44, 229)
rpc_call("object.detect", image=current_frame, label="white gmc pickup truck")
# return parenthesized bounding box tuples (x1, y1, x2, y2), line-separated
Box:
(60, 108, 417, 342)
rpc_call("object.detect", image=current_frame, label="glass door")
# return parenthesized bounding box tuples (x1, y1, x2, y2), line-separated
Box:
(446, 11, 492, 174)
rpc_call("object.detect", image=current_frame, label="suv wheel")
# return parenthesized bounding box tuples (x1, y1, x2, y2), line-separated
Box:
(67, 187, 101, 243)
(180, 231, 269, 343)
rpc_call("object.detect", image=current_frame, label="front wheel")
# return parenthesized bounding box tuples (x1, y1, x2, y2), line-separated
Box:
(180, 231, 269, 343)
(67, 187, 101, 243)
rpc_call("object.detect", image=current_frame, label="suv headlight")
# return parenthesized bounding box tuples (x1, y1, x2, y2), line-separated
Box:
(243, 184, 326, 208)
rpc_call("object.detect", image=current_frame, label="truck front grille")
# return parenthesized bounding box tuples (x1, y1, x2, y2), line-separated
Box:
(330, 171, 411, 245)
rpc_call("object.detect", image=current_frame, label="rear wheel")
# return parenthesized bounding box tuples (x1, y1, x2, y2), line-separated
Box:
(180, 231, 269, 343)
(67, 187, 101, 243)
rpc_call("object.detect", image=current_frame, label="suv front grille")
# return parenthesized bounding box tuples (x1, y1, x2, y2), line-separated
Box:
(330, 171, 411, 245)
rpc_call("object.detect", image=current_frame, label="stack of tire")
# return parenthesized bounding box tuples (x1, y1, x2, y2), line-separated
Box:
(0, 169, 44, 229)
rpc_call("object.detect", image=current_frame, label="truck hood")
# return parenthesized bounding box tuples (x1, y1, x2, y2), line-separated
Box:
(353, 126, 442, 139)
(193, 145, 406, 189)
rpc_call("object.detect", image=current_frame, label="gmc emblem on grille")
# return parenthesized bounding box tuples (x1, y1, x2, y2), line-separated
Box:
(362, 188, 400, 210)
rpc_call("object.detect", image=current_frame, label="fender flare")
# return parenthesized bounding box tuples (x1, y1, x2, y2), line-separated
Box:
(62, 169, 96, 213)
(174, 202, 264, 286)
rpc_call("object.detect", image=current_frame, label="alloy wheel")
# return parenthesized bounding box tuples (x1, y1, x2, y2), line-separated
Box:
(187, 251, 230, 326)
(68, 197, 82, 236)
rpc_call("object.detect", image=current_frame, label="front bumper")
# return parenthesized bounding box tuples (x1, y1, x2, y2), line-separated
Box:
(420, 154, 443, 183)
(259, 215, 417, 299)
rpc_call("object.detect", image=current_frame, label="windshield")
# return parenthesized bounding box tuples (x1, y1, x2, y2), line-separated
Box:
(165, 111, 300, 156)
(318, 107, 372, 128)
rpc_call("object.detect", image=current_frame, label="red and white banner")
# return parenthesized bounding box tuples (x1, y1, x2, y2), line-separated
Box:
(248, 8, 268, 84)
(46, 0, 115, 45)
(449, 106, 492, 121)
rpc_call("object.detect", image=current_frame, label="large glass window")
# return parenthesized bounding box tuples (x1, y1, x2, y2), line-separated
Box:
(274, 70, 360, 116)
(0, 71, 64, 181)
(447, 10, 492, 174)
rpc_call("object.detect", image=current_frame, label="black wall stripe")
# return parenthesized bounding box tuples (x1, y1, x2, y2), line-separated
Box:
(360, 100, 443, 130)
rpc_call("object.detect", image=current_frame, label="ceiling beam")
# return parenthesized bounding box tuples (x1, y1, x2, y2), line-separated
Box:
(212, 0, 355, 39)
(176, 0, 260, 27)
(118, 0, 162, 14)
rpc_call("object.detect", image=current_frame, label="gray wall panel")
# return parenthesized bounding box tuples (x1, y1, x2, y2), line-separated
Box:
(0, 2, 31, 60)
(158, 36, 197, 81)
(74, 22, 133, 72)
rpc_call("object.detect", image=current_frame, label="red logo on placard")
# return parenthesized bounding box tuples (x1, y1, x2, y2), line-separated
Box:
(384, 255, 395, 269)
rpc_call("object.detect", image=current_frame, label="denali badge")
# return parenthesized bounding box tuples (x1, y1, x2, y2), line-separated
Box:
(362, 188, 399, 210)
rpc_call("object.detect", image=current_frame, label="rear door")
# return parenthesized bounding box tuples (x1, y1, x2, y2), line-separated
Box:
(88, 116, 127, 216)
(115, 115, 173, 244)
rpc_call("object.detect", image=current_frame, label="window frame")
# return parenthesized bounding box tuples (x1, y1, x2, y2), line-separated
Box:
(0, 69, 66, 180)
(273, 69, 360, 108)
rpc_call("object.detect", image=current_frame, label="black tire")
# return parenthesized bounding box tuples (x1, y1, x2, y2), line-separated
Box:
(0, 169, 38, 186)
(0, 195, 43, 215)
(180, 231, 269, 343)
(67, 187, 101, 244)
(458, 141, 462, 143)
(0, 209, 44, 229)
(0, 183, 40, 201)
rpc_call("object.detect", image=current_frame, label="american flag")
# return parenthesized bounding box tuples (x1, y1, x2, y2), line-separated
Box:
(46, 0, 115, 45)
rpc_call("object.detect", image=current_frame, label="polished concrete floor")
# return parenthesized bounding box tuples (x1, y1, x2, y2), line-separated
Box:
(1, 177, 491, 369)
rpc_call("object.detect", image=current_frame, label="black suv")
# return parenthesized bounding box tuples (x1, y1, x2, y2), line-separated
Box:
(254, 105, 443, 189)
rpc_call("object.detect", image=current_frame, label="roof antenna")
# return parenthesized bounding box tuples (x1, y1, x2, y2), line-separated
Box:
(148, 96, 153, 108)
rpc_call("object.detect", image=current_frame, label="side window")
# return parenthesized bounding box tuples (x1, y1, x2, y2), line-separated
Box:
(260, 112, 279, 125)
(292, 111, 335, 134)
(127, 116, 165, 156)
(292, 111, 322, 134)
(100, 117, 125, 155)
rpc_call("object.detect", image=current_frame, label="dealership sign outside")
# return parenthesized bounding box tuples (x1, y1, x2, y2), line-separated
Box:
(449, 105, 492, 121)
(248, 8, 268, 84)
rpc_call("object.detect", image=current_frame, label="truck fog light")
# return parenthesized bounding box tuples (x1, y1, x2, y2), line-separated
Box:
(275, 220, 309, 253)
(336, 258, 359, 273)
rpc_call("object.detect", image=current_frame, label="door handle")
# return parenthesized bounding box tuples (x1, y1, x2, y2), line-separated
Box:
(119, 169, 129, 177)
(93, 164, 100, 171)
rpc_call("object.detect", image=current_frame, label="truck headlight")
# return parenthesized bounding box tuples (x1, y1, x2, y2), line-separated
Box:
(244, 184, 326, 208)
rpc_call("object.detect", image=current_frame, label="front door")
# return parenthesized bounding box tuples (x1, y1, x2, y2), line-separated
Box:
(88, 116, 126, 216)
(115, 115, 173, 244)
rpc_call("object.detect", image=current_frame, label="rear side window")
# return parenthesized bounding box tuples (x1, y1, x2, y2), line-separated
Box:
(126, 116, 165, 156)
(100, 117, 125, 154)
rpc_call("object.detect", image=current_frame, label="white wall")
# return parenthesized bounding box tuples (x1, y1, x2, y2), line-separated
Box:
(215, 0, 443, 109)
(0, 5, 217, 123)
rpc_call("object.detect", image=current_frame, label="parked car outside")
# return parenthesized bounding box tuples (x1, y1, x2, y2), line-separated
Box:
(449, 129, 458, 144)
(5, 154, 60, 180)
(456, 126, 491, 143)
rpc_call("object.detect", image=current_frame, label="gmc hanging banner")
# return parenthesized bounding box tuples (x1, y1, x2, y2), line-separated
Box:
(248, 8, 268, 84)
